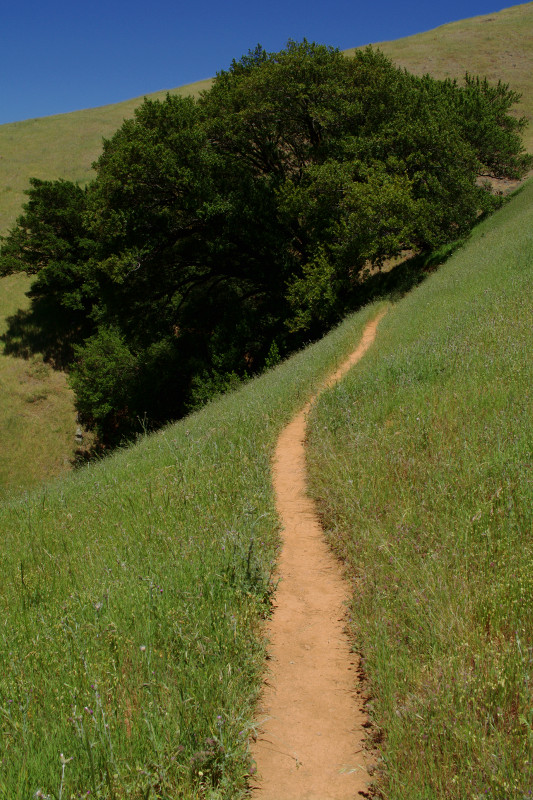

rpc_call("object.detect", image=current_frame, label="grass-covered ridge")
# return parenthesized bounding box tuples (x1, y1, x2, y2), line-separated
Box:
(306, 179, 533, 798)
(0, 302, 382, 799)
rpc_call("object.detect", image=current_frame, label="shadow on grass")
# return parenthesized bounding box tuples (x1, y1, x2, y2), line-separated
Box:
(352, 239, 467, 309)
(71, 443, 107, 469)
(1, 292, 85, 369)
(2, 240, 465, 376)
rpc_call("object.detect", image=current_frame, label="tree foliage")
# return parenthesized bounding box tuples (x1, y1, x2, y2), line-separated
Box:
(1, 42, 530, 444)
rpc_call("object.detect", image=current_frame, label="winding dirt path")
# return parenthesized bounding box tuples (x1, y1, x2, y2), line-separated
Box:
(250, 311, 387, 800)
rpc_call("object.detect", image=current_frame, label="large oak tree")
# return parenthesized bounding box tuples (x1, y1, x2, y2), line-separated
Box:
(1, 42, 530, 443)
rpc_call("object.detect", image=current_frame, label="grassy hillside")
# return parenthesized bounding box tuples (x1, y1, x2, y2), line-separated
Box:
(0, 302, 383, 799)
(0, 7, 531, 798)
(307, 179, 533, 798)
(347, 1, 533, 154)
(2, 175, 531, 796)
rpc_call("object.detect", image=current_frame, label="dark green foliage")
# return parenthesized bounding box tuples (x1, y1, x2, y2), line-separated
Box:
(0, 179, 98, 366)
(1, 42, 530, 445)
(69, 328, 138, 443)
(454, 74, 530, 179)
(0, 178, 91, 276)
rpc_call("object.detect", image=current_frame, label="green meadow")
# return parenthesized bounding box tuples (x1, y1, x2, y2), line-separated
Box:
(1, 177, 531, 797)
(307, 179, 533, 799)
(0, 302, 383, 799)
(1, 4, 532, 797)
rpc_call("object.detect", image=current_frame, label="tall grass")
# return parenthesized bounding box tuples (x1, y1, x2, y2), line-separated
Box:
(0, 302, 383, 799)
(306, 180, 533, 799)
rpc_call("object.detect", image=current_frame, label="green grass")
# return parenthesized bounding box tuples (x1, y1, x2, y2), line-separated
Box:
(0, 273, 79, 496)
(1, 8, 532, 797)
(0, 301, 383, 799)
(306, 179, 533, 799)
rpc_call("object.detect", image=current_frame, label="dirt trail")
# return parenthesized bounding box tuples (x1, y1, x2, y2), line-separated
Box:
(250, 311, 387, 800)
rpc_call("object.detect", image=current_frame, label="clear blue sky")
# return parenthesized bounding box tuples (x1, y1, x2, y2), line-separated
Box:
(0, 0, 509, 125)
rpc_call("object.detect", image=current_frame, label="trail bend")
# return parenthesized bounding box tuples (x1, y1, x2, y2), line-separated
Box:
(250, 310, 387, 800)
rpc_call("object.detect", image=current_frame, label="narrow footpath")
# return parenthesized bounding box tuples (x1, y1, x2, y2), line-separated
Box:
(250, 311, 387, 800)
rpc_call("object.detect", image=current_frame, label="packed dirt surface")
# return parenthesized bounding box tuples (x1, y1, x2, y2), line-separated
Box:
(250, 311, 387, 800)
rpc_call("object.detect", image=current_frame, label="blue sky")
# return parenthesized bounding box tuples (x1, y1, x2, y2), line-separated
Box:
(1, 0, 509, 125)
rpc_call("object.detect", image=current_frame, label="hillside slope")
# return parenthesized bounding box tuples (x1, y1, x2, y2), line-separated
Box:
(0, 301, 383, 799)
(1, 174, 531, 797)
(0, 272, 79, 495)
(307, 177, 533, 797)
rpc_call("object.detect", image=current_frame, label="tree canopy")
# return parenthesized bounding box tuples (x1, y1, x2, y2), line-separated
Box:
(1, 42, 530, 444)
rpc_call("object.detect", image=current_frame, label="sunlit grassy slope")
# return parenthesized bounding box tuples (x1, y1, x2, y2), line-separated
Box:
(0, 302, 383, 799)
(0, 7, 531, 798)
(2, 177, 531, 796)
(307, 179, 533, 798)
